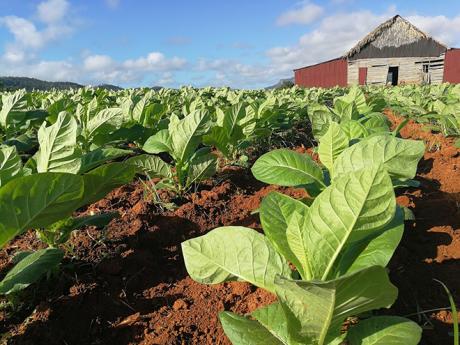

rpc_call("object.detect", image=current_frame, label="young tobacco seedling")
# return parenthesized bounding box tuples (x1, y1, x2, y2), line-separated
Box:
(308, 86, 389, 141)
(182, 165, 422, 344)
(135, 110, 217, 196)
(203, 102, 265, 166)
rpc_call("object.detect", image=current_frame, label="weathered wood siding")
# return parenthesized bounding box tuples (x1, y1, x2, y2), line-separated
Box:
(348, 55, 445, 85)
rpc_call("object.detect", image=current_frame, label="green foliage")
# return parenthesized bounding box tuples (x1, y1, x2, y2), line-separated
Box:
(0, 146, 26, 187)
(0, 248, 64, 295)
(347, 316, 422, 345)
(36, 111, 81, 173)
(183, 164, 421, 344)
(253, 134, 424, 196)
(0, 162, 136, 296)
(142, 110, 217, 194)
(251, 149, 325, 190)
(0, 84, 448, 341)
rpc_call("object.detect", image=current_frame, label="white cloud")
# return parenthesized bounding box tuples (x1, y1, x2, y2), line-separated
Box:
(123, 52, 187, 71)
(0, 59, 79, 82)
(196, 7, 400, 88)
(2, 1, 460, 89)
(0, 0, 72, 63)
(3, 44, 26, 63)
(37, 0, 69, 24)
(194, 58, 281, 88)
(79, 52, 187, 84)
(276, 1, 324, 26)
(268, 8, 397, 73)
(157, 72, 175, 85)
(407, 15, 460, 47)
(83, 54, 114, 71)
(1, 16, 45, 49)
(0, 51, 187, 86)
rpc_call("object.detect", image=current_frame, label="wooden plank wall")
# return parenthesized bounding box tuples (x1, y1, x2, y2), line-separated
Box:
(348, 55, 445, 85)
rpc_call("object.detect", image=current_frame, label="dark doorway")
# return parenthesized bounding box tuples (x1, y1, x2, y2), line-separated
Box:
(387, 66, 399, 85)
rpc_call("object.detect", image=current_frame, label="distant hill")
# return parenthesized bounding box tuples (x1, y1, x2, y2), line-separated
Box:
(97, 83, 124, 91)
(0, 77, 83, 91)
(0, 77, 124, 92)
(266, 77, 294, 89)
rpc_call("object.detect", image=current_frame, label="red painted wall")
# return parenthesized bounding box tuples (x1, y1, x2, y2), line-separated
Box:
(443, 49, 460, 83)
(294, 58, 348, 88)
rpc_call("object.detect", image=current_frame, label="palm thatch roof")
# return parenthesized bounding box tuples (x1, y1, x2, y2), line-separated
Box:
(344, 15, 447, 58)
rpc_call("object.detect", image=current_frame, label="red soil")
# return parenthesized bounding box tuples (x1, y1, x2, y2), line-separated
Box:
(388, 112, 460, 345)
(0, 115, 458, 345)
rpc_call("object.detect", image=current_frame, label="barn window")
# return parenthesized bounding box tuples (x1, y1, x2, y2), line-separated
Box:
(423, 64, 429, 73)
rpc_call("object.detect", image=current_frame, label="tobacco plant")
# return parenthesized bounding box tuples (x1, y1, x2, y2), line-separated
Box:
(137, 109, 217, 195)
(203, 102, 255, 164)
(308, 86, 389, 141)
(182, 165, 422, 344)
(0, 162, 137, 297)
(252, 133, 425, 198)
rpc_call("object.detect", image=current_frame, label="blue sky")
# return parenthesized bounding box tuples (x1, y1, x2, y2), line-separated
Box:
(1, 0, 460, 88)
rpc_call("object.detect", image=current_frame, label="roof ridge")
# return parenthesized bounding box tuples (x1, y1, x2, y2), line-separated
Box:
(343, 14, 447, 58)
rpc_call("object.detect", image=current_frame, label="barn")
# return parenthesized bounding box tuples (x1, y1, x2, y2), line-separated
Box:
(294, 15, 460, 87)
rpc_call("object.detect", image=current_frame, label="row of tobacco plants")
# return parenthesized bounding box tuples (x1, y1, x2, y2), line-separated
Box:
(0, 84, 458, 344)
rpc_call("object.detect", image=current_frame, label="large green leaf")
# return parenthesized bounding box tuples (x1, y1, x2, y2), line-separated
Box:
(0, 248, 64, 295)
(330, 206, 404, 278)
(0, 146, 24, 187)
(182, 226, 292, 293)
(143, 129, 172, 154)
(169, 110, 211, 163)
(185, 152, 217, 187)
(333, 135, 425, 181)
(36, 112, 81, 173)
(252, 302, 303, 345)
(275, 266, 398, 345)
(290, 166, 395, 280)
(126, 154, 172, 178)
(132, 92, 150, 123)
(219, 311, 283, 345)
(307, 104, 334, 139)
(318, 122, 349, 174)
(79, 148, 132, 173)
(347, 316, 422, 345)
(203, 126, 231, 157)
(222, 103, 246, 137)
(340, 120, 369, 141)
(81, 162, 137, 205)
(333, 99, 359, 121)
(363, 114, 391, 134)
(340, 86, 368, 115)
(0, 173, 84, 247)
(220, 302, 303, 345)
(251, 149, 325, 189)
(259, 192, 309, 278)
(0, 90, 28, 128)
(85, 107, 124, 140)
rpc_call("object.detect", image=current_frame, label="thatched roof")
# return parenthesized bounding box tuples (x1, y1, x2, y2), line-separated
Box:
(344, 15, 447, 58)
